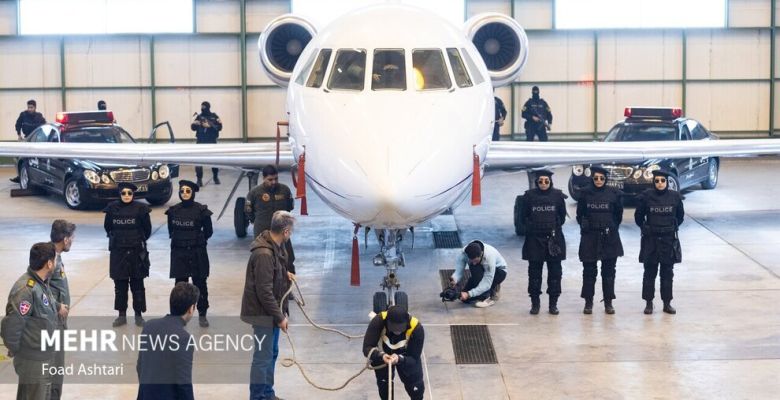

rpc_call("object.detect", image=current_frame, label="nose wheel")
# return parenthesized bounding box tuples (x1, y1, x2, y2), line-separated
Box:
(372, 229, 409, 313)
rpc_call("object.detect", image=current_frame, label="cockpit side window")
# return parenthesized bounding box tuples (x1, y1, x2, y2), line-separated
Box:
(412, 49, 451, 90)
(295, 48, 319, 86)
(459, 48, 485, 85)
(306, 49, 332, 88)
(371, 49, 406, 91)
(446, 48, 472, 88)
(327, 49, 367, 91)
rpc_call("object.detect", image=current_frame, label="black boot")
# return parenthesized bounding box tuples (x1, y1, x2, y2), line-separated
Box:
(644, 300, 653, 315)
(112, 314, 127, 327)
(549, 295, 559, 315)
(213, 175, 220, 185)
(583, 298, 593, 315)
(199, 315, 210, 327)
(604, 299, 615, 314)
(134, 313, 145, 327)
(196, 178, 203, 187)
(663, 301, 676, 314)
(530, 296, 540, 315)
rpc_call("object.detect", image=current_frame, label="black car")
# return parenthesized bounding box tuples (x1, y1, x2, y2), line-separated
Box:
(568, 107, 720, 201)
(17, 111, 175, 209)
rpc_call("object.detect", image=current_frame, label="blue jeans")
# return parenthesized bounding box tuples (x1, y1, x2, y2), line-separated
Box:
(249, 326, 279, 400)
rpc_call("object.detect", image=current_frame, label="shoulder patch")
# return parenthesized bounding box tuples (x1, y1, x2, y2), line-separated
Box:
(19, 300, 31, 316)
(26, 279, 35, 288)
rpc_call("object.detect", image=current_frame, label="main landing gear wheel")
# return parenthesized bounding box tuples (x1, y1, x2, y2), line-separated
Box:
(234, 197, 249, 238)
(373, 292, 388, 314)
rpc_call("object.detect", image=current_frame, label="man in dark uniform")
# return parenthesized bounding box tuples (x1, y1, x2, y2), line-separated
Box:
(136, 282, 199, 400)
(635, 170, 684, 315)
(104, 182, 152, 327)
(10, 99, 47, 183)
(363, 306, 425, 400)
(521, 86, 552, 142)
(576, 166, 624, 315)
(49, 220, 76, 400)
(522, 169, 567, 315)
(492, 95, 508, 141)
(246, 165, 296, 275)
(1, 242, 67, 400)
(165, 180, 213, 328)
(191, 101, 223, 186)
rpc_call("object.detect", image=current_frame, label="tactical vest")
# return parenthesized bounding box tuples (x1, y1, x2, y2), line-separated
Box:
(378, 311, 419, 352)
(169, 205, 204, 247)
(583, 189, 616, 229)
(110, 204, 144, 247)
(526, 191, 560, 234)
(644, 192, 678, 234)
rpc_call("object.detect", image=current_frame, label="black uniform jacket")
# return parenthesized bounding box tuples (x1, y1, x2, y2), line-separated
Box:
(136, 315, 194, 400)
(166, 201, 213, 279)
(577, 186, 624, 262)
(362, 314, 425, 371)
(635, 189, 685, 264)
(104, 200, 152, 280)
(521, 187, 568, 261)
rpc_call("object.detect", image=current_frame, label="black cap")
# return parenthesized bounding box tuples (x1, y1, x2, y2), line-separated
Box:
(590, 166, 609, 177)
(118, 182, 137, 192)
(532, 86, 539, 92)
(651, 170, 671, 178)
(534, 169, 553, 179)
(386, 306, 409, 334)
(464, 241, 483, 259)
(178, 180, 200, 192)
(201, 101, 211, 108)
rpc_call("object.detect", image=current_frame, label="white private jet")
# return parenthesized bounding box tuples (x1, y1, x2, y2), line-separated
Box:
(3, 4, 780, 311)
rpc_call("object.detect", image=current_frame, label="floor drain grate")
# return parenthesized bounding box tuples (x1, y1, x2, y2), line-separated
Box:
(451, 325, 498, 364)
(433, 231, 462, 248)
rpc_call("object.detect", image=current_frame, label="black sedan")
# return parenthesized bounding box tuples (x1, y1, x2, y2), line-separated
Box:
(17, 112, 174, 209)
(569, 107, 720, 201)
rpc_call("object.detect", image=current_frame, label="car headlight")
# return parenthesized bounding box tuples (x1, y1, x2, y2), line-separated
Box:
(643, 165, 660, 180)
(572, 165, 584, 176)
(101, 174, 111, 184)
(84, 170, 100, 185)
(584, 167, 591, 177)
(151, 171, 159, 181)
(633, 169, 643, 179)
(158, 165, 170, 179)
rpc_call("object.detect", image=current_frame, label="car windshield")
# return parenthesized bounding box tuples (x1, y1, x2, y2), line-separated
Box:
(605, 124, 677, 142)
(62, 126, 135, 143)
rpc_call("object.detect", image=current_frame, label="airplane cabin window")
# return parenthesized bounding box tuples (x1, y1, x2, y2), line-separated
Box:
(295, 48, 319, 86)
(446, 48, 472, 88)
(459, 48, 485, 85)
(327, 49, 367, 91)
(412, 49, 451, 90)
(371, 49, 406, 91)
(306, 49, 333, 88)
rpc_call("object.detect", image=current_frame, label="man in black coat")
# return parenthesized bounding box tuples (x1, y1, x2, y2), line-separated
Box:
(522, 169, 568, 315)
(166, 180, 213, 327)
(576, 166, 624, 314)
(104, 183, 152, 327)
(136, 282, 199, 400)
(492, 96, 508, 141)
(191, 101, 223, 186)
(363, 306, 425, 400)
(10, 99, 47, 183)
(521, 86, 552, 142)
(634, 170, 685, 315)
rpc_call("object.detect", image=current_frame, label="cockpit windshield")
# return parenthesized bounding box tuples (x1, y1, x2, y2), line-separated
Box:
(446, 48, 472, 88)
(327, 49, 367, 91)
(412, 49, 451, 90)
(371, 49, 406, 91)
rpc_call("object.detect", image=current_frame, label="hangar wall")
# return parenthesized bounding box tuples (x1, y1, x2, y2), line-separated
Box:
(0, 0, 777, 141)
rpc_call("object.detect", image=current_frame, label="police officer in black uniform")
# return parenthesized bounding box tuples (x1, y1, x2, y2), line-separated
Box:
(576, 166, 624, 315)
(165, 180, 213, 328)
(362, 306, 425, 400)
(493, 95, 508, 141)
(634, 170, 684, 315)
(10, 99, 47, 183)
(191, 101, 223, 186)
(104, 183, 152, 327)
(522, 169, 567, 315)
(521, 86, 552, 142)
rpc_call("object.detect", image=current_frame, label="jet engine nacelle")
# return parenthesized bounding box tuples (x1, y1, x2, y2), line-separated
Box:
(464, 13, 529, 87)
(258, 15, 317, 87)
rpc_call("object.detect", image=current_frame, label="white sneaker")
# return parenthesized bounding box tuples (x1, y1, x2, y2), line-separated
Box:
(474, 299, 496, 308)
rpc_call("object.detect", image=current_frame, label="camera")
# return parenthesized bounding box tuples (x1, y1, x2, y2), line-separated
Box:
(439, 287, 459, 302)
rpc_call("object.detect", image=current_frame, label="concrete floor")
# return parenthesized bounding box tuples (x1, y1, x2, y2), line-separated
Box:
(0, 158, 778, 399)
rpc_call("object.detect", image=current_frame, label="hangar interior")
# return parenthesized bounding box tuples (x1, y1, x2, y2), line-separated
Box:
(1, 1, 780, 400)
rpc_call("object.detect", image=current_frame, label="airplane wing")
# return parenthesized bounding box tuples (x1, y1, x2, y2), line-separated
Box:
(0, 142, 294, 169)
(485, 139, 780, 169)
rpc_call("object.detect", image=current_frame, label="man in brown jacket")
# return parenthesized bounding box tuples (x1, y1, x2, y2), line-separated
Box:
(241, 210, 295, 400)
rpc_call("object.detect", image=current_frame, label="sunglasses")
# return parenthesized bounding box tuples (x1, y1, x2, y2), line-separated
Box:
(593, 175, 606, 181)
(180, 188, 192, 194)
(654, 178, 667, 183)
(538, 178, 550, 184)
(120, 190, 133, 195)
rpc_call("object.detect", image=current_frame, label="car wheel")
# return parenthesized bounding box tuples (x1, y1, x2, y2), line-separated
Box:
(19, 162, 31, 190)
(701, 158, 719, 190)
(667, 174, 680, 192)
(64, 179, 88, 210)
